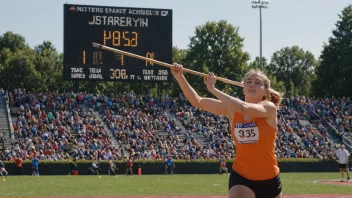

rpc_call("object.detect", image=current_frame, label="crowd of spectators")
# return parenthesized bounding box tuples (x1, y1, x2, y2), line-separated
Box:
(0, 89, 350, 163)
(98, 93, 234, 161)
(281, 97, 345, 160)
(300, 96, 351, 136)
(1, 89, 121, 162)
(175, 106, 235, 160)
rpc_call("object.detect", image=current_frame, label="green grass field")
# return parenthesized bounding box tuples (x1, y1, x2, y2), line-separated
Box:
(0, 173, 350, 196)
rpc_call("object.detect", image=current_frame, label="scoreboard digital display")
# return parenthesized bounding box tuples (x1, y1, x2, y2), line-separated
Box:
(63, 4, 172, 82)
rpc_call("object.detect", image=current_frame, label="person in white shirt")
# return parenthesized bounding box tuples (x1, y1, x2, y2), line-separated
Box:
(336, 144, 350, 182)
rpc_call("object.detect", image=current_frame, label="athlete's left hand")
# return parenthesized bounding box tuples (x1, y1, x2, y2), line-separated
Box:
(204, 72, 216, 91)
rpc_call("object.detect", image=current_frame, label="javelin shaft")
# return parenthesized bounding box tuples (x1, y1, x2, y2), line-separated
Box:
(92, 43, 244, 87)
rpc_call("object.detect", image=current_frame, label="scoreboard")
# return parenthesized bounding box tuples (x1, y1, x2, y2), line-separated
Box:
(63, 4, 172, 82)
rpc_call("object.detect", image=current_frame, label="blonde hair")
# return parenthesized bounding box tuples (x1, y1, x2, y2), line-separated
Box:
(243, 69, 283, 107)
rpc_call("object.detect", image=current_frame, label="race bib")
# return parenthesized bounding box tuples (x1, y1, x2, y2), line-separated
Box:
(234, 122, 259, 144)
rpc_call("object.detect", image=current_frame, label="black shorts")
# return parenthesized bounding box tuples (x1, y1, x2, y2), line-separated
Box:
(339, 164, 347, 169)
(229, 170, 282, 198)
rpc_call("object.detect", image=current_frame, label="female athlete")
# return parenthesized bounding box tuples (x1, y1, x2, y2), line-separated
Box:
(172, 63, 283, 198)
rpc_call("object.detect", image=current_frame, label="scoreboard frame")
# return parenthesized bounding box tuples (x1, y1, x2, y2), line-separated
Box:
(63, 4, 172, 82)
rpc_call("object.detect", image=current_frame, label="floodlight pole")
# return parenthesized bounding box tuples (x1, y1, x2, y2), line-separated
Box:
(252, 0, 270, 71)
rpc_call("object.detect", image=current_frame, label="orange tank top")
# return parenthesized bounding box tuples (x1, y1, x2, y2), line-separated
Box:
(231, 112, 279, 180)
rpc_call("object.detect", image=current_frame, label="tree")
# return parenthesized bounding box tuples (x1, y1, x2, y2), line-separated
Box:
(2, 47, 40, 90)
(0, 31, 27, 53)
(313, 5, 352, 97)
(34, 41, 66, 91)
(266, 46, 317, 96)
(0, 31, 30, 89)
(185, 20, 250, 95)
(172, 46, 188, 64)
(268, 74, 286, 94)
(246, 56, 269, 72)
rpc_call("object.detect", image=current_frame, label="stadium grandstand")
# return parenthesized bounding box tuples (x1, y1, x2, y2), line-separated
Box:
(0, 89, 350, 162)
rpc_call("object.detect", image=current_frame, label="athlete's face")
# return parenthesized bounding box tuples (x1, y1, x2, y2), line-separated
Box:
(243, 73, 267, 100)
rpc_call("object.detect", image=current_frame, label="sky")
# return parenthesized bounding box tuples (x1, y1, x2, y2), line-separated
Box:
(0, 0, 351, 62)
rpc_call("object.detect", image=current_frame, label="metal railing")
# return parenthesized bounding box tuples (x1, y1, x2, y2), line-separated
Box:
(2, 91, 14, 141)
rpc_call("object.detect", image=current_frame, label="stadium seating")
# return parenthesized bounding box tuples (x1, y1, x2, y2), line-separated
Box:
(0, 89, 349, 162)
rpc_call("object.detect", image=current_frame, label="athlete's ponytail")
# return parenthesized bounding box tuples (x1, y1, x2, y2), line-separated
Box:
(268, 88, 283, 108)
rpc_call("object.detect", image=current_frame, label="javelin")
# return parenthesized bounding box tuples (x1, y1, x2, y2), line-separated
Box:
(92, 43, 244, 87)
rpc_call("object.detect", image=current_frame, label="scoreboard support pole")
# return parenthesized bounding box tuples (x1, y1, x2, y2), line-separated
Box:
(75, 80, 79, 93)
(93, 81, 96, 95)
(158, 82, 161, 100)
(116, 82, 119, 96)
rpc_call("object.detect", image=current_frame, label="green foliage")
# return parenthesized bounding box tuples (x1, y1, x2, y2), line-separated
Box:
(0, 32, 71, 92)
(266, 46, 318, 96)
(313, 5, 352, 97)
(246, 56, 269, 72)
(268, 73, 286, 94)
(185, 20, 250, 96)
(172, 46, 188, 64)
(2, 47, 40, 90)
(0, 32, 33, 90)
(0, 31, 27, 52)
(34, 41, 65, 92)
(287, 80, 299, 97)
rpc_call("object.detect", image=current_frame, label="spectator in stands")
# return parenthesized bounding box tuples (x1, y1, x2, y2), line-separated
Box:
(0, 136, 5, 149)
(6, 90, 116, 162)
(303, 96, 351, 137)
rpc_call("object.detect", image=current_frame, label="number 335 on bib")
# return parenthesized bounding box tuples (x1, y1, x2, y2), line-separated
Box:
(234, 123, 259, 144)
